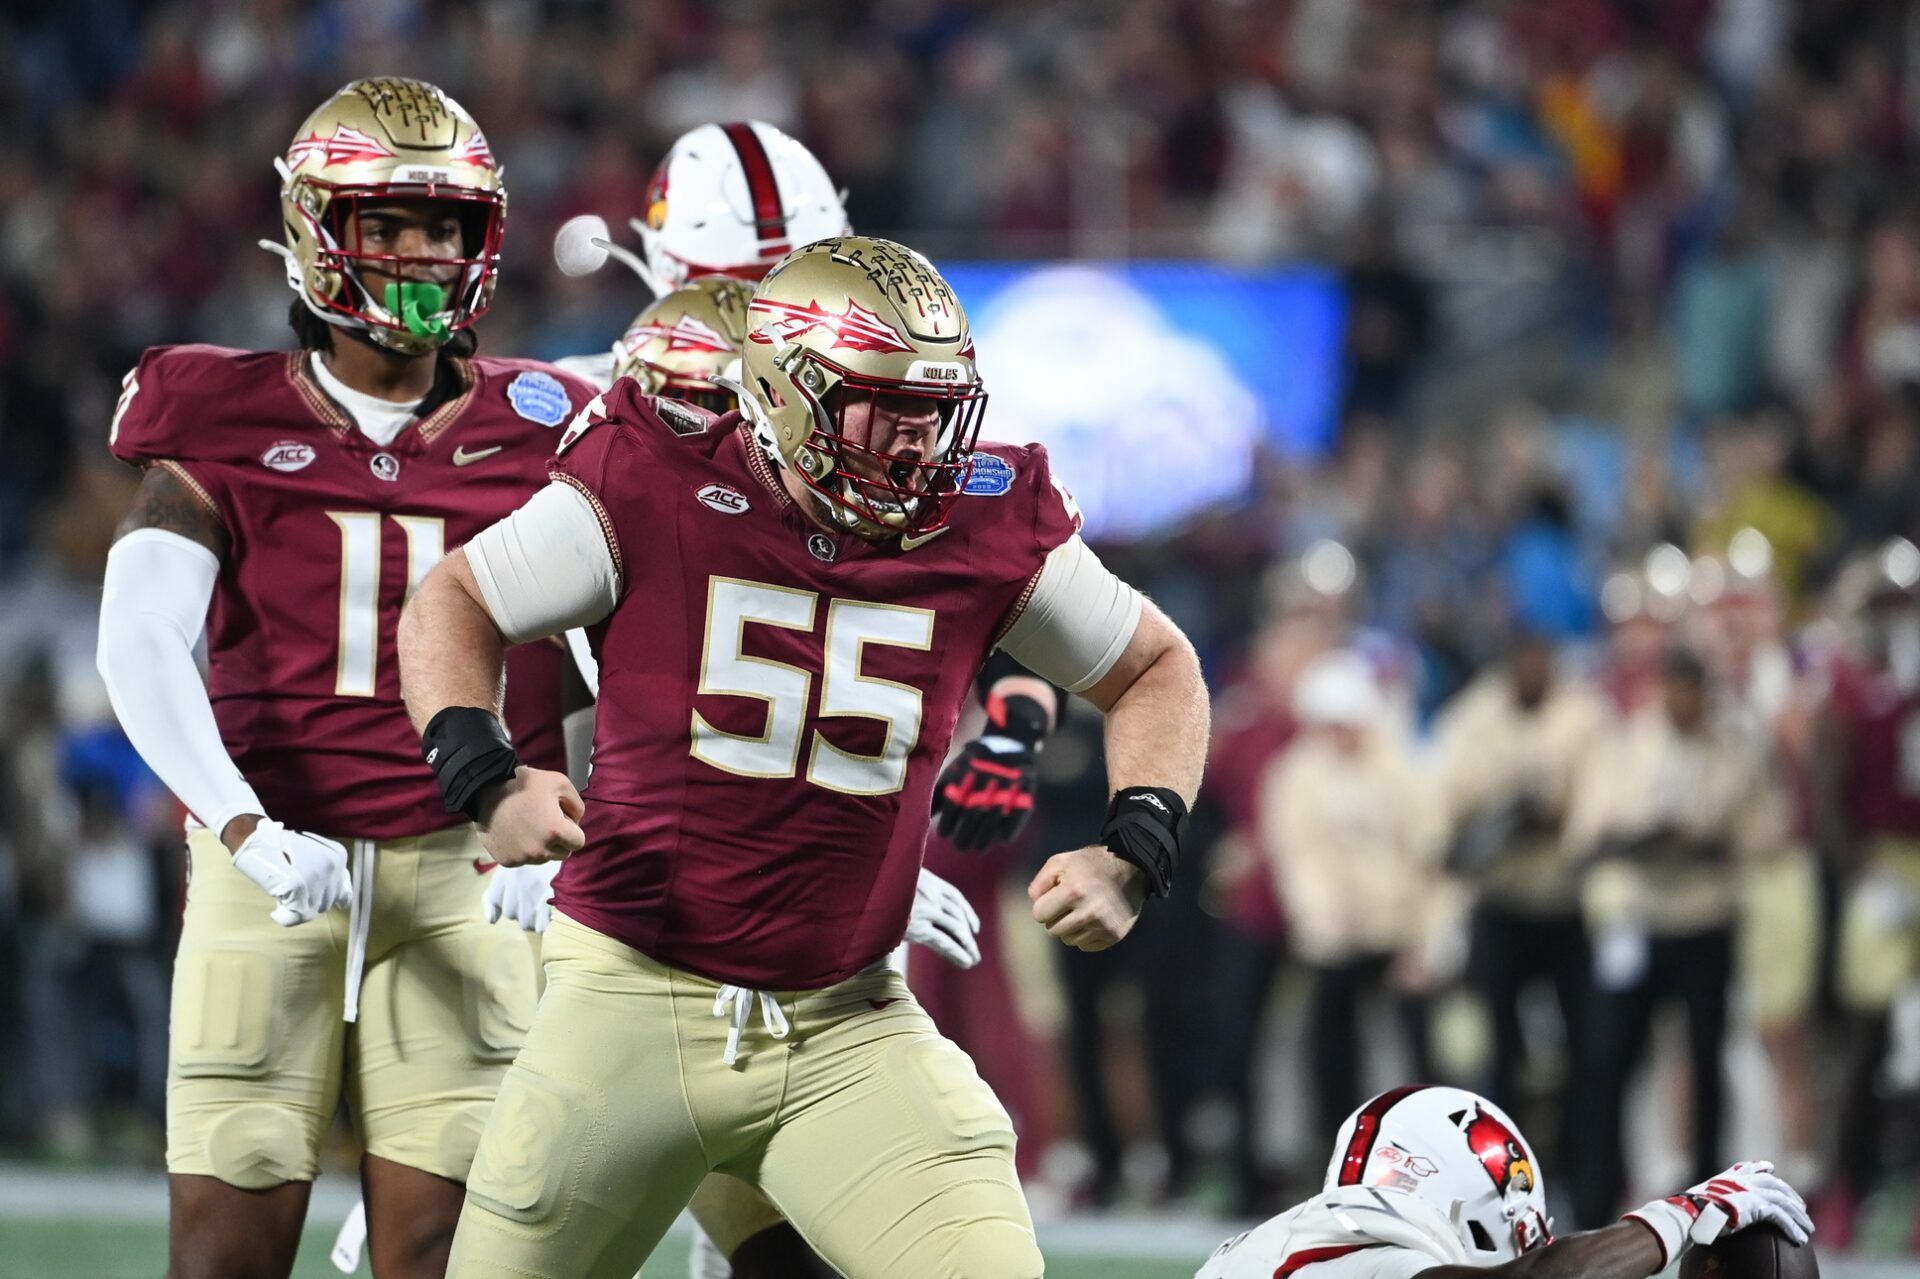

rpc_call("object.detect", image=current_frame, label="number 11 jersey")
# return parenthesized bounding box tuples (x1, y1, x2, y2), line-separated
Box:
(109, 343, 599, 840)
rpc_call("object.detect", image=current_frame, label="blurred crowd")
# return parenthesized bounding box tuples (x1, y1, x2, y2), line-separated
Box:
(4, 0, 1920, 1256)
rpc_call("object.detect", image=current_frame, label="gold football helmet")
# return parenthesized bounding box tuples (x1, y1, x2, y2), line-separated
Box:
(611, 277, 753, 414)
(723, 237, 987, 538)
(270, 77, 506, 355)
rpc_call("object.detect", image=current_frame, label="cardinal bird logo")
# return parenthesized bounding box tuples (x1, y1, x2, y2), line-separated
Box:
(288, 125, 398, 169)
(621, 316, 733, 356)
(747, 298, 914, 355)
(1455, 1104, 1534, 1195)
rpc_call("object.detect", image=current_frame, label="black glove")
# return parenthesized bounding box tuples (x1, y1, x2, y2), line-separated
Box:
(932, 692, 1049, 851)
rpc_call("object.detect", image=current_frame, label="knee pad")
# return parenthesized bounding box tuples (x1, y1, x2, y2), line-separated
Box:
(204, 1103, 314, 1189)
(465, 1071, 591, 1228)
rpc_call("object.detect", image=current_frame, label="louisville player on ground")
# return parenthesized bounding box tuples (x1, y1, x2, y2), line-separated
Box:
(1197, 1085, 1811, 1279)
(399, 237, 1208, 1277)
(487, 274, 1015, 1279)
(95, 78, 596, 1279)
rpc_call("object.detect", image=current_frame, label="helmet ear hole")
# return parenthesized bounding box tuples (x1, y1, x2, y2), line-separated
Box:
(1467, 1221, 1496, 1253)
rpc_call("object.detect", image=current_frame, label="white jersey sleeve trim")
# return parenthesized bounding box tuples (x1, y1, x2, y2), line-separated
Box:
(466, 481, 620, 645)
(97, 528, 264, 838)
(995, 535, 1142, 693)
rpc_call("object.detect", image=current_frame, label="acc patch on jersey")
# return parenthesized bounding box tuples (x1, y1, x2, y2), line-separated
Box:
(962, 453, 1015, 496)
(506, 370, 572, 427)
(260, 440, 316, 473)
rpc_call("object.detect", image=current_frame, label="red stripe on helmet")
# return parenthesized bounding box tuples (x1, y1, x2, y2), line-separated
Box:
(1336, 1085, 1431, 1186)
(720, 122, 787, 249)
(1274, 1245, 1378, 1277)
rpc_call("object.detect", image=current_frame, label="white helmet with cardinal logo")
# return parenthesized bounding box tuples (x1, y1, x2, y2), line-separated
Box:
(1324, 1086, 1553, 1264)
(639, 121, 848, 291)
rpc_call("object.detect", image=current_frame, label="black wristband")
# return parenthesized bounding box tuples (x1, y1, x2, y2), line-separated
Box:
(422, 706, 521, 822)
(1101, 786, 1188, 898)
(986, 691, 1051, 749)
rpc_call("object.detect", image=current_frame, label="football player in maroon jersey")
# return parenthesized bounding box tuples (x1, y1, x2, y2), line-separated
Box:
(95, 79, 598, 1279)
(398, 236, 1209, 1277)
(507, 273, 1049, 1279)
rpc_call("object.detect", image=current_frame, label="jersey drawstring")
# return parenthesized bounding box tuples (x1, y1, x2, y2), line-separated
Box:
(343, 839, 376, 1023)
(713, 984, 789, 1067)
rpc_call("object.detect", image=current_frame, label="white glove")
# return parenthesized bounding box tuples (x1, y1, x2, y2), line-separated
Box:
(482, 860, 562, 932)
(230, 819, 352, 927)
(1627, 1161, 1813, 1268)
(905, 868, 981, 969)
(1855, 865, 1920, 932)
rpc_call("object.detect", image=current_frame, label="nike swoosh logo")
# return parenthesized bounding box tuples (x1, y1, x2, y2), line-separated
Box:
(473, 858, 497, 874)
(453, 444, 504, 467)
(868, 998, 900, 1011)
(898, 527, 950, 552)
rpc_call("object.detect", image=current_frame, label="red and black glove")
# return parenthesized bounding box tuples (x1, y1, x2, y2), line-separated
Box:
(932, 692, 1049, 851)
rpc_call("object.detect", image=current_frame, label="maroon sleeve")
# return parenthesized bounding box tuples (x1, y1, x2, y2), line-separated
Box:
(1018, 442, 1084, 558)
(106, 344, 252, 524)
(547, 385, 660, 600)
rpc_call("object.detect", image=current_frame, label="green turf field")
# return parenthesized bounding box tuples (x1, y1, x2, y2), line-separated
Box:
(0, 1218, 1196, 1279)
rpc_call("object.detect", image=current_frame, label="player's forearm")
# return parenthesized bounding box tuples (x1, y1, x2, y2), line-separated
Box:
(1086, 604, 1208, 803)
(98, 529, 264, 846)
(1423, 1222, 1662, 1279)
(399, 550, 509, 730)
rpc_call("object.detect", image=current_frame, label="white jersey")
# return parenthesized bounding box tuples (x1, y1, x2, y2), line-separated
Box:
(1197, 1187, 1468, 1279)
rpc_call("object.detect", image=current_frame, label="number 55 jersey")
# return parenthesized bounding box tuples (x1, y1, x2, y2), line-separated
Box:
(110, 344, 598, 835)
(539, 385, 1089, 989)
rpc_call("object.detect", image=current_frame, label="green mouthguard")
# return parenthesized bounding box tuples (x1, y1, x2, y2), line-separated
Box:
(384, 281, 450, 339)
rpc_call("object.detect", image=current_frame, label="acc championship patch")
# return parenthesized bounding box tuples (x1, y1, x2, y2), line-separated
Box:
(506, 371, 571, 427)
(963, 453, 1016, 496)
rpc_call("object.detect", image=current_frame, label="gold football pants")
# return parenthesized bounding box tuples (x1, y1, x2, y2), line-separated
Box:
(448, 913, 1042, 1278)
(167, 825, 534, 1188)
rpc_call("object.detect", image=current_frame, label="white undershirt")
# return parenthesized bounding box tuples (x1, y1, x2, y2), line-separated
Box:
(310, 353, 423, 447)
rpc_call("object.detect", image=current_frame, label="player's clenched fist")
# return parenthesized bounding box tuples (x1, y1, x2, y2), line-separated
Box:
(478, 766, 585, 867)
(1029, 846, 1148, 951)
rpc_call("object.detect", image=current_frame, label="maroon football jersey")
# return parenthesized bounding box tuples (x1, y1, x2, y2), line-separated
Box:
(109, 344, 596, 839)
(1828, 657, 1920, 839)
(550, 384, 1082, 988)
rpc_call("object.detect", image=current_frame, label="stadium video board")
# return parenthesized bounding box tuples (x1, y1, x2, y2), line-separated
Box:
(943, 261, 1347, 541)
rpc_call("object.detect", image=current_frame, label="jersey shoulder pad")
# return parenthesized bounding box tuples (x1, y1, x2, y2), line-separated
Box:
(468, 357, 602, 435)
(108, 344, 283, 465)
(947, 440, 1083, 580)
(549, 380, 712, 493)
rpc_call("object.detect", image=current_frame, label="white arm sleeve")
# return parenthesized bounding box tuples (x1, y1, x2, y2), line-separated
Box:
(97, 529, 263, 837)
(995, 535, 1143, 693)
(465, 481, 621, 644)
